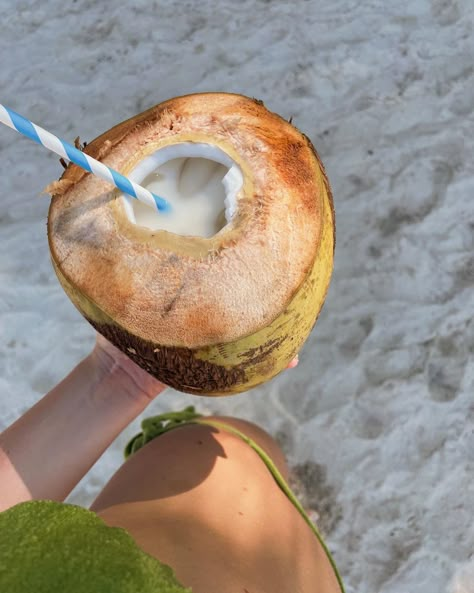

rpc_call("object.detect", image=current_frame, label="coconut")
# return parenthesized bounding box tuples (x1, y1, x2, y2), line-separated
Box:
(47, 92, 335, 396)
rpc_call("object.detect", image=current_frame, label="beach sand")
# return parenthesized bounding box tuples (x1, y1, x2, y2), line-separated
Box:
(0, 1, 473, 591)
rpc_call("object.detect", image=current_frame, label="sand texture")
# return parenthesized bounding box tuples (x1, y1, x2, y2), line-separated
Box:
(0, 2, 473, 592)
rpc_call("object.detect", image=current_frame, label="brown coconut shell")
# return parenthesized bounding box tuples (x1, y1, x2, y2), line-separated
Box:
(47, 92, 335, 395)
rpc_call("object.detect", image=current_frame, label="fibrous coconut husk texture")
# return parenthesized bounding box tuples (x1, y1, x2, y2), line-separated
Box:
(0, 2, 472, 593)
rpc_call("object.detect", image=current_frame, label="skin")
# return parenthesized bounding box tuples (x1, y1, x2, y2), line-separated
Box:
(0, 334, 167, 507)
(92, 419, 341, 593)
(0, 335, 341, 593)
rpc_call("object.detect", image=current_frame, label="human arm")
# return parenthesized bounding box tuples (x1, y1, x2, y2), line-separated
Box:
(0, 333, 298, 512)
(0, 334, 166, 511)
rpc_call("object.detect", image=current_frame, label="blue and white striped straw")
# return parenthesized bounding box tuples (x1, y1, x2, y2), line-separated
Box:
(0, 104, 170, 212)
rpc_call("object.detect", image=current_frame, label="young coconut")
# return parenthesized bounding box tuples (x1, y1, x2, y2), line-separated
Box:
(46, 92, 335, 396)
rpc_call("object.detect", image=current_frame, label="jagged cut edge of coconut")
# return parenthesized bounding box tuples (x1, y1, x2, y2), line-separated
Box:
(121, 143, 243, 229)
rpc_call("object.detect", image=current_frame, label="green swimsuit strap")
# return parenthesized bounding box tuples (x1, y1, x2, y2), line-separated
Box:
(124, 407, 345, 593)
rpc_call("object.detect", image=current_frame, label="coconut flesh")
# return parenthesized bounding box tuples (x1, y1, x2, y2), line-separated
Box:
(121, 143, 243, 237)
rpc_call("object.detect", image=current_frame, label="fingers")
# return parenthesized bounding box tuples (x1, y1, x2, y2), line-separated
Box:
(286, 355, 299, 369)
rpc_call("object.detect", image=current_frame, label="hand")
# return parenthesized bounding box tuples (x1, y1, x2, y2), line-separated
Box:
(92, 332, 299, 399)
(287, 355, 299, 369)
(0, 331, 299, 510)
(0, 336, 167, 510)
(91, 333, 167, 403)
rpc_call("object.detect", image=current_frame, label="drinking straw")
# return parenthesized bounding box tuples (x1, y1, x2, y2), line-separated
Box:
(0, 104, 170, 212)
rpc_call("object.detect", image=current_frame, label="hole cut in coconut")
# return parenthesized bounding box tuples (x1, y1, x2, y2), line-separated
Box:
(121, 143, 243, 238)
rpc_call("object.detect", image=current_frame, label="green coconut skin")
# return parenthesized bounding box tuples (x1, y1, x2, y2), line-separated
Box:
(0, 500, 190, 593)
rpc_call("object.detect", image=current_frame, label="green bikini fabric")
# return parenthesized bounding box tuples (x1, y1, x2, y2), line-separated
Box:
(125, 406, 345, 593)
(0, 408, 345, 593)
(0, 500, 190, 593)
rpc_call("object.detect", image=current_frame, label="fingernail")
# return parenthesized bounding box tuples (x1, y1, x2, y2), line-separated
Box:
(288, 355, 299, 368)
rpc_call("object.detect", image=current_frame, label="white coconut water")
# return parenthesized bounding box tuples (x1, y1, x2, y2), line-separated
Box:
(121, 143, 243, 238)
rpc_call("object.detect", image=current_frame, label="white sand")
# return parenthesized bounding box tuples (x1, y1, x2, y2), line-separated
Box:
(1, 2, 473, 592)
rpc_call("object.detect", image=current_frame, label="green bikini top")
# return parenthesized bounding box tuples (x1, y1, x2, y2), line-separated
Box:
(125, 406, 345, 593)
(0, 407, 344, 593)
